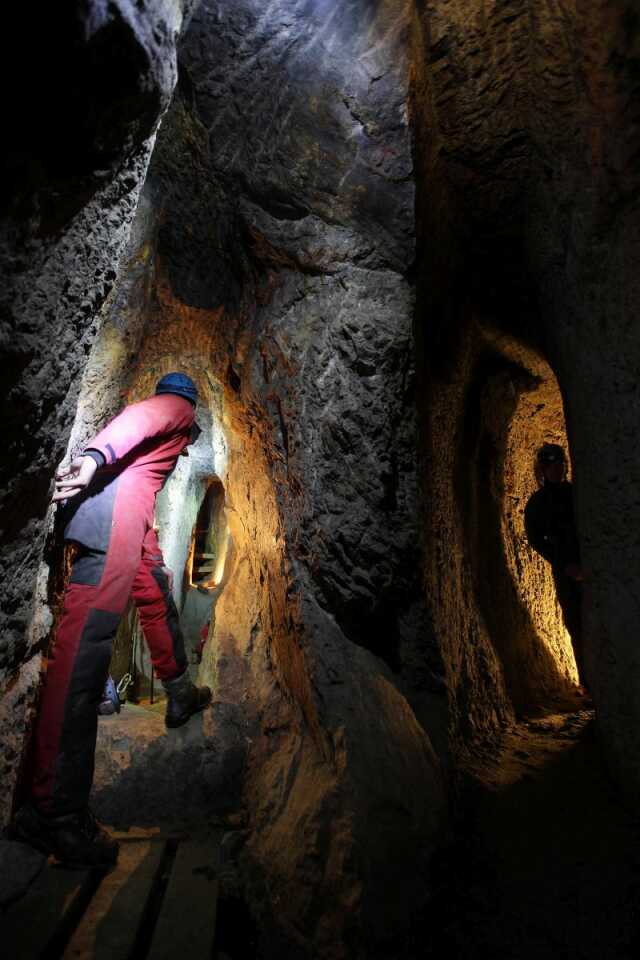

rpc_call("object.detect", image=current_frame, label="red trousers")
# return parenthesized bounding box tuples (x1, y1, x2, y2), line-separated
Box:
(30, 512, 186, 815)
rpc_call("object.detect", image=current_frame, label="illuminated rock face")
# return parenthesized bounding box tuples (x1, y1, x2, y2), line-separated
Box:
(2, 0, 640, 956)
(72, 2, 446, 951)
(173, 5, 448, 950)
(412, 1, 640, 792)
(175, 0, 441, 697)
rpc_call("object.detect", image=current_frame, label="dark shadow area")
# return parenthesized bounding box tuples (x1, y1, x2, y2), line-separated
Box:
(215, 892, 261, 960)
(126, 839, 179, 960)
(1, 7, 163, 226)
(422, 709, 640, 959)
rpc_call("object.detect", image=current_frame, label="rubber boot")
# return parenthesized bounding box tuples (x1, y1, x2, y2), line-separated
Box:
(11, 804, 119, 868)
(162, 670, 212, 729)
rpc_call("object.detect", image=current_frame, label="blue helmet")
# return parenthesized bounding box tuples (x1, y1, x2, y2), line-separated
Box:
(155, 372, 198, 406)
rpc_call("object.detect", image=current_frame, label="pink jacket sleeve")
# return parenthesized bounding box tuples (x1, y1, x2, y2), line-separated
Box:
(86, 394, 195, 465)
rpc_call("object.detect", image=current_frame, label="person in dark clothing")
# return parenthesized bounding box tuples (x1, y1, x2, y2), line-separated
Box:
(12, 373, 212, 868)
(524, 443, 586, 685)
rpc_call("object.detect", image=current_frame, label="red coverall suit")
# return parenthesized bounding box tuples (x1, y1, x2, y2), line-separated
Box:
(30, 393, 195, 816)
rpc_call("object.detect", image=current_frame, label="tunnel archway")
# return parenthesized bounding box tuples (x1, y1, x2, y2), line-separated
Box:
(187, 478, 228, 591)
(109, 472, 230, 706)
(459, 322, 579, 715)
(420, 310, 583, 761)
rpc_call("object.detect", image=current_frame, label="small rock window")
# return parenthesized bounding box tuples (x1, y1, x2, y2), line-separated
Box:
(186, 478, 228, 592)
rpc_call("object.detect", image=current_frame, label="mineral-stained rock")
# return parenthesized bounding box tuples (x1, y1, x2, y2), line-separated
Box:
(412, 0, 640, 799)
(4, 0, 640, 955)
(77, 1, 447, 952)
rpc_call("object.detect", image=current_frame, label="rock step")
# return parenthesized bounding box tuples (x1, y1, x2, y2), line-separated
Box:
(2, 835, 219, 960)
(91, 702, 244, 827)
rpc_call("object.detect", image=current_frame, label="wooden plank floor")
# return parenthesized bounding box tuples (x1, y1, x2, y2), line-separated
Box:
(1, 834, 220, 960)
(147, 838, 220, 960)
(63, 841, 165, 960)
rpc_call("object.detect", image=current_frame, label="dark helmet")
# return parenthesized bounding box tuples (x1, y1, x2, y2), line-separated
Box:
(536, 443, 566, 464)
(155, 372, 198, 406)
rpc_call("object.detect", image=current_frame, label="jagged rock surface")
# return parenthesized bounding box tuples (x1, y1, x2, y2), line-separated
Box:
(78, 1, 446, 954)
(2, 0, 640, 955)
(0, 0, 193, 823)
(412, 0, 640, 796)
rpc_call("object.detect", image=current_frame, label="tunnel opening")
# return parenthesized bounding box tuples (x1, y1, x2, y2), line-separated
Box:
(457, 325, 580, 717)
(180, 476, 230, 675)
(418, 305, 585, 774)
(107, 475, 229, 711)
(187, 478, 227, 592)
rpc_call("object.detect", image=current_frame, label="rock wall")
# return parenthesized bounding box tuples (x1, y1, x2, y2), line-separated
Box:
(0, 0, 194, 822)
(526, 2, 640, 800)
(412, 0, 640, 797)
(173, 5, 447, 950)
(3, 2, 446, 952)
(5, 0, 639, 954)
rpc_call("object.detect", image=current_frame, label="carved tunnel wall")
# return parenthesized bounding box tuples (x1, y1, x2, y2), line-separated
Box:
(9, 5, 446, 952)
(459, 326, 578, 703)
(411, 0, 640, 801)
(1, 1, 640, 958)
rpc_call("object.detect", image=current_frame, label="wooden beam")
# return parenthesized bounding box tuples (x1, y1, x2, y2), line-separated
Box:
(147, 838, 219, 960)
(63, 840, 165, 960)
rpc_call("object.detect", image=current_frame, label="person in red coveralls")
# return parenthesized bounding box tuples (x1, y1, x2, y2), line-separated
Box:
(12, 373, 211, 867)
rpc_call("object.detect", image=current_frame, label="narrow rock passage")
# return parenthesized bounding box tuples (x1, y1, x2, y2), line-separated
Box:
(426, 701, 640, 959)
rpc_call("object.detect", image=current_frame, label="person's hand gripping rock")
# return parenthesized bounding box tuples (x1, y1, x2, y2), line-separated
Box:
(52, 456, 98, 502)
